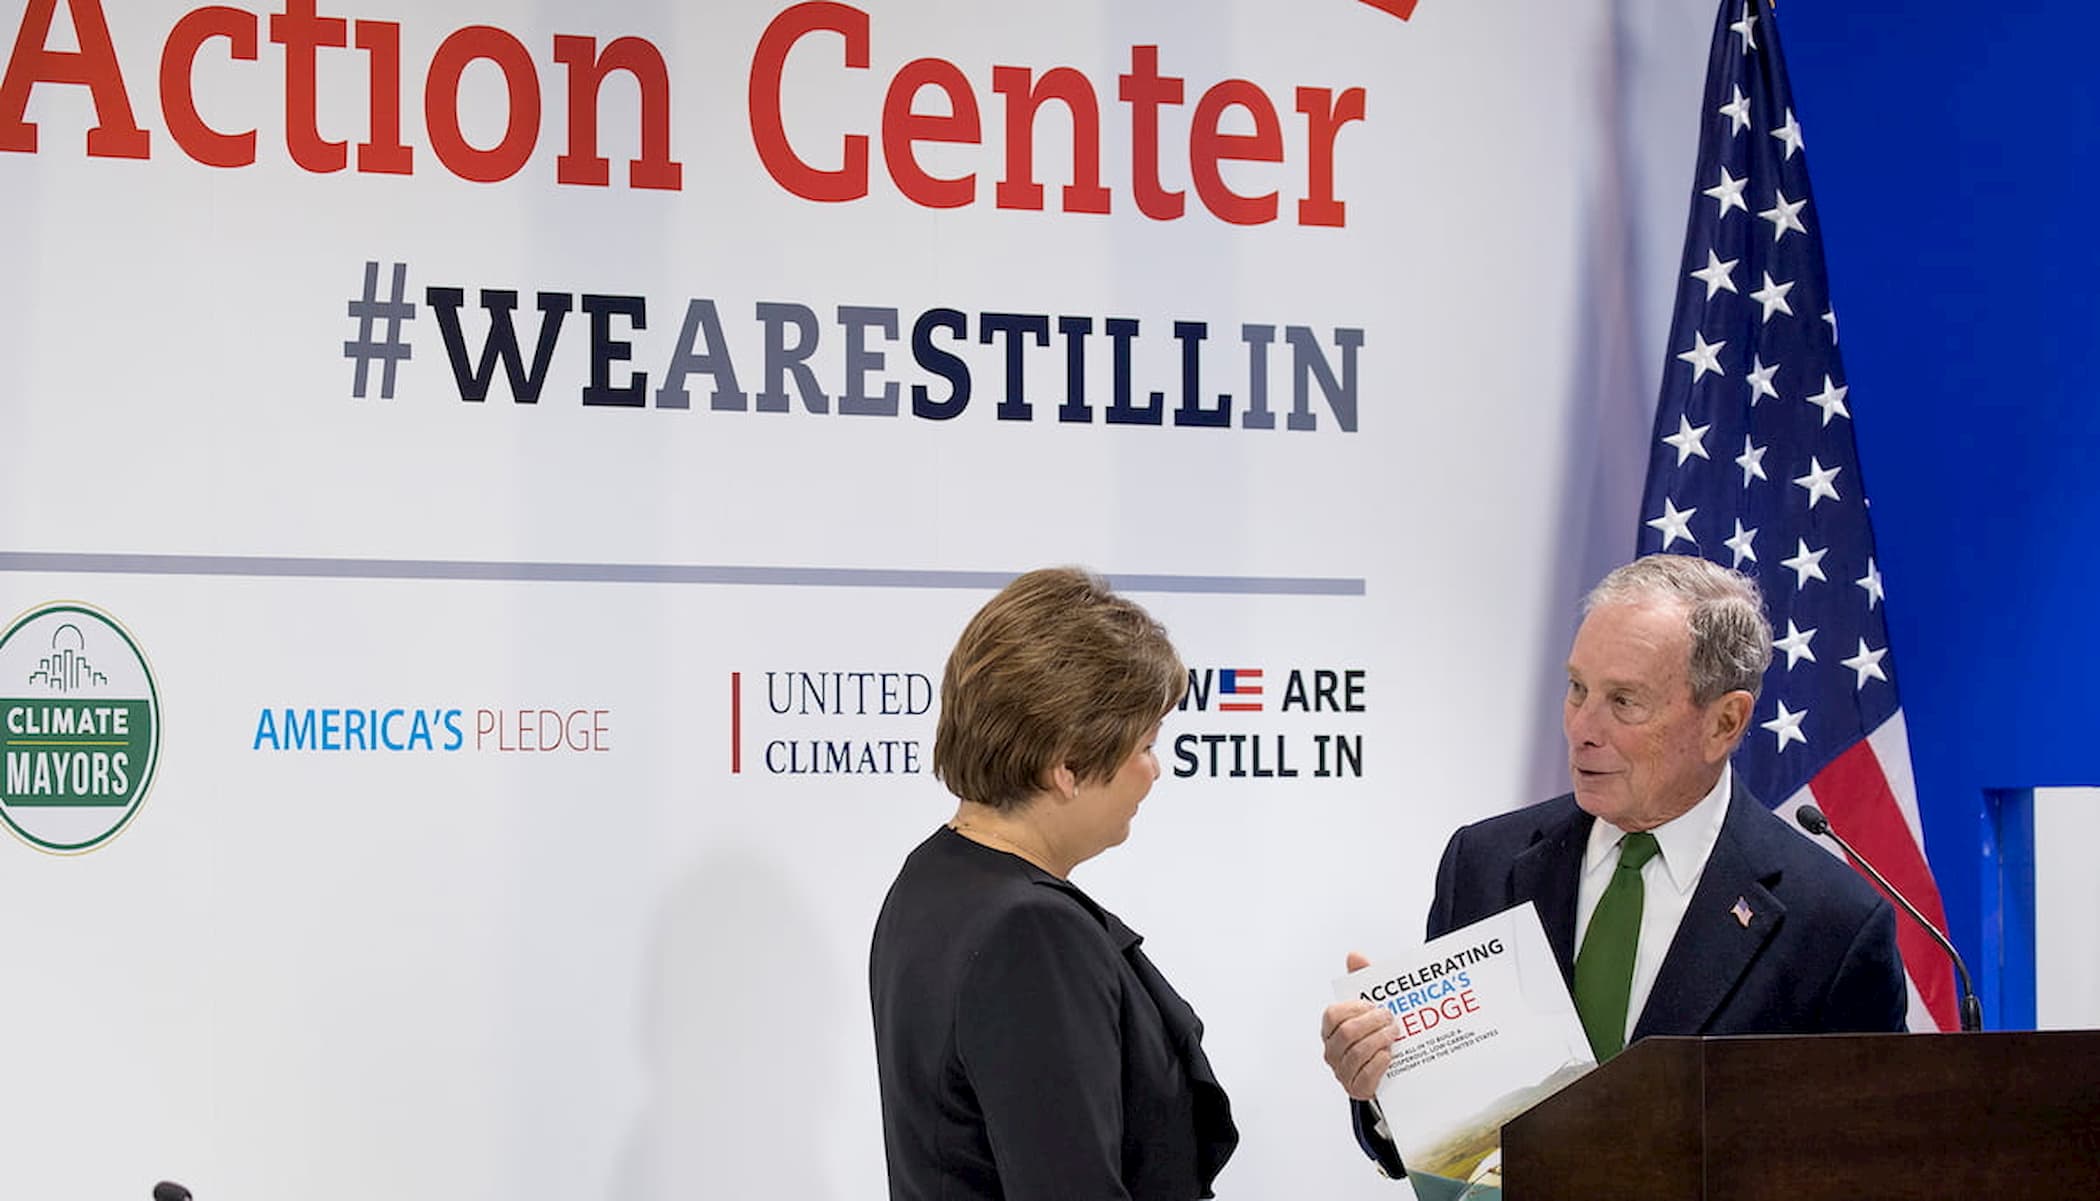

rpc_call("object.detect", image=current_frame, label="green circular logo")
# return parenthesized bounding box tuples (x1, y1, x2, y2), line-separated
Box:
(0, 602, 161, 853)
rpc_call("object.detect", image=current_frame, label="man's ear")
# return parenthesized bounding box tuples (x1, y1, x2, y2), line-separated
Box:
(1708, 689, 1754, 757)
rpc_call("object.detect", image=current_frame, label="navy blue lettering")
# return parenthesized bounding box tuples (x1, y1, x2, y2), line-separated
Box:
(1285, 669, 1370, 713)
(1168, 320, 1227, 427)
(1171, 732, 1199, 778)
(910, 307, 970, 420)
(979, 311, 1048, 421)
(581, 293, 647, 407)
(766, 672, 794, 714)
(425, 287, 572, 404)
(1102, 317, 1157, 424)
(1056, 315, 1092, 423)
(1179, 668, 1213, 712)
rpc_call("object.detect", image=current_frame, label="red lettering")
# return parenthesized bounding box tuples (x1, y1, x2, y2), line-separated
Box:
(160, 6, 257, 168)
(553, 34, 682, 190)
(469, 708, 610, 751)
(742, 8, 1356, 225)
(4, 2, 1350, 217)
(1398, 1003, 1443, 1038)
(1189, 78, 1281, 226)
(354, 19, 411, 173)
(425, 25, 540, 183)
(1117, 45, 1183, 221)
(990, 65, 1107, 214)
(268, 0, 348, 172)
(881, 56, 976, 209)
(0, 0, 149, 157)
(749, 1, 868, 202)
(1295, 85, 1365, 226)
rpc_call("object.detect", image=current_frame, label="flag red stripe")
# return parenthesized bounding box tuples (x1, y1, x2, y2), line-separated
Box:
(1809, 740, 1958, 1031)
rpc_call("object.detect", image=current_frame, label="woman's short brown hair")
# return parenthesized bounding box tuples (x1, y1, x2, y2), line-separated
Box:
(934, 567, 1186, 811)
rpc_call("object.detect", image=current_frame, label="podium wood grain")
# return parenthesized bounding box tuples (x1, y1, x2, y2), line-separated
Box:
(1502, 1032, 2100, 1199)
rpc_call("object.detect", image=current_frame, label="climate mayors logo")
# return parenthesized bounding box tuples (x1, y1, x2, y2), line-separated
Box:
(0, 602, 161, 853)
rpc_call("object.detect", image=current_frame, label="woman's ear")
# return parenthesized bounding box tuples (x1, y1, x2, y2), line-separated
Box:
(1049, 762, 1080, 800)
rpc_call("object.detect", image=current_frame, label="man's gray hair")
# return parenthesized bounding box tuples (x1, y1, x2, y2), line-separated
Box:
(1583, 554, 1774, 704)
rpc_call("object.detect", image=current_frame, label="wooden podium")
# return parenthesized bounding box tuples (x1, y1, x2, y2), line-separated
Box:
(1500, 1031, 2100, 1199)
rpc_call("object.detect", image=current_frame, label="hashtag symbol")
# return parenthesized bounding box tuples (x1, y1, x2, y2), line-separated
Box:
(343, 260, 415, 399)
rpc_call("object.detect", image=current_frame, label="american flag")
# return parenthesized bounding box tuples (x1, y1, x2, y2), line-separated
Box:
(1218, 669, 1264, 713)
(1637, 0, 1957, 1031)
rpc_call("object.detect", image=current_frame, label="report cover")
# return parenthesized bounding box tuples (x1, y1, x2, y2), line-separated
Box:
(1332, 903, 1594, 1200)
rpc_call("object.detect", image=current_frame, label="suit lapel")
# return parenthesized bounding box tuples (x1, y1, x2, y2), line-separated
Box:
(1509, 801, 1589, 992)
(1634, 783, 1785, 1039)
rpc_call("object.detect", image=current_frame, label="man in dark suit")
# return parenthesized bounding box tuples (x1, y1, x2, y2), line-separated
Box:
(1320, 555, 1906, 1178)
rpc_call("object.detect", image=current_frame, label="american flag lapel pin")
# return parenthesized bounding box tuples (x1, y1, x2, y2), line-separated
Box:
(1731, 897, 1754, 928)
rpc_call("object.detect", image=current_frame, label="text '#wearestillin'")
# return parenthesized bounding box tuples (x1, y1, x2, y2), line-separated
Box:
(344, 262, 1365, 432)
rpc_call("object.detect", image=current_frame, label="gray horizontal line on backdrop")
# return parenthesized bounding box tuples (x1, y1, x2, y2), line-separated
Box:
(0, 552, 1364, 597)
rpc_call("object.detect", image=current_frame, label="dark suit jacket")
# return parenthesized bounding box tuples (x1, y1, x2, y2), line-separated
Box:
(871, 828, 1237, 1201)
(1354, 777, 1907, 1176)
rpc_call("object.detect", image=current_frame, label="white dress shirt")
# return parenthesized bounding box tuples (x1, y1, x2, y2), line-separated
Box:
(1572, 763, 1733, 1046)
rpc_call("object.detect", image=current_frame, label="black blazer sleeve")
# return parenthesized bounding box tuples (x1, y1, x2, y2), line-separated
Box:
(1348, 1100, 1406, 1179)
(1425, 823, 1467, 941)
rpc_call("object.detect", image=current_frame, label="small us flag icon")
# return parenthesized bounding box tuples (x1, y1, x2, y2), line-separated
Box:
(1219, 669, 1264, 712)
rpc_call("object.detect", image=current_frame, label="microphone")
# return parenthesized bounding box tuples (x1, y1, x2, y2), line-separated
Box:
(1795, 803, 1984, 1032)
(153, 1183, 193, 1201)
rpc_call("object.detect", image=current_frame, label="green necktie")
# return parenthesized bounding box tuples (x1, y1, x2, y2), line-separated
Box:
(1573, 830, 1661, 1062)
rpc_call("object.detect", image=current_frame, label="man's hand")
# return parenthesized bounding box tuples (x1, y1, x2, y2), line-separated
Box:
(1320, 951, 1397, 1101)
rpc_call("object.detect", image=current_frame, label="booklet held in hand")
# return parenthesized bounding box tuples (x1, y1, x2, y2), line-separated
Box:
(1332, 902, 1594, 1200)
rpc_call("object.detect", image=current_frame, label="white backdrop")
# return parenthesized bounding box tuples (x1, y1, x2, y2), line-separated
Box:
(2035, 788, 2100, 1031)
(0, 1, 1710, 1195)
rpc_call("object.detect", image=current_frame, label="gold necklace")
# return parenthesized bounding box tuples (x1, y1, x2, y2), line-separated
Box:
(949, 821, 1059, 875)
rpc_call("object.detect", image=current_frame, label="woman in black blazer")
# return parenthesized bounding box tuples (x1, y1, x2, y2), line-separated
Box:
(869, 567, 1237, 1200)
